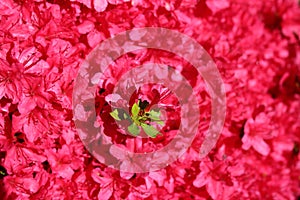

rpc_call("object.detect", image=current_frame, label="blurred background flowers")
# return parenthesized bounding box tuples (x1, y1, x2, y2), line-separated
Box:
(0, 0, 299, 199)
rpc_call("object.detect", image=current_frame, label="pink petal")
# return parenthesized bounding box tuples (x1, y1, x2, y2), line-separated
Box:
(206, 179, 223, 199)
(49, 4, 62, 19)
(87, 30, 104, 48)
(22, 148, 46, 162)
(154, 64, 168, 79)
(62, 130, 75, 145)
(94, 0, 108, 12)
(149, 171, 165, 186)
(108, 0, 129, 5)
(57, 165, 74, 179)
(228, 164, 245, 177)
(9, 24, 36, 40)
(73, 0, 92, 8)
(164, 176, 174, 193)
(206, 0, 229, 13)
(0, 86, 5, 98)
(241, 133, 252, 150)
(23, 122, 39, 143)
(18, 97, 36, 114)
(22, 178, 40, 193)
(77, 20, 95, 34)
(109, 145, 126, 160)
(120, 171, 135, 180)
(193, 172, 207, 188)
(91, 168, 113, 185)
(18, 47, 37, 64)
(25, 59, 50, 74)
(252, 137, 270, 156)
(98, 185, 113, 200)
(74, 104, 88, 121)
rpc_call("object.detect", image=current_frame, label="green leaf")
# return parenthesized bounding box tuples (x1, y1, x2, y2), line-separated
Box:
(131, 102, 140, 117)
(128, 123, 140, 136)
(148, 110, 164, 126)
(156, 120, 165, 126)
(148, 110, 161, 121)
(123, 112, 129, 119)
(110, 109, 121, 121)
(141, 123, 160, 138)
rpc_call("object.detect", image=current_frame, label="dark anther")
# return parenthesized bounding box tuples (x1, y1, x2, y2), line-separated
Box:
(292, 142, 299, 156)
(32, 172, 37, 178)
(8, 112, 13, 120)
(0, 165, 8, 179)
(130, 173, 137, 180)
(0, 151, 6, 159)
(42, 160, 52, 174)
(139, 99, 149, 110)
(17, 138, 25, 143)
(99, 88, 105, 94)
(239, 121, 246, 139)
(14, 132, 22, 137)
(263, 12, 282, 30)
(293, 32, 299, 42)
(14, 132, 24, 143)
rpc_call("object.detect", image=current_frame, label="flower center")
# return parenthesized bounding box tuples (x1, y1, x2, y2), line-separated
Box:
(110, 99, 164, 138)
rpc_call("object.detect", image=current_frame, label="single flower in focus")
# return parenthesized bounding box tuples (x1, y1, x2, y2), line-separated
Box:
(110, 99, 164, 138)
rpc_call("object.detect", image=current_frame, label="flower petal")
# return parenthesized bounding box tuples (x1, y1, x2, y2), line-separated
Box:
(252, 137, 270, 156)
(94, 0, 108, 12)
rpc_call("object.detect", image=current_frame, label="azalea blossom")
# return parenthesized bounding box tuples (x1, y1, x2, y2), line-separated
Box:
(0, 0, 299, 199)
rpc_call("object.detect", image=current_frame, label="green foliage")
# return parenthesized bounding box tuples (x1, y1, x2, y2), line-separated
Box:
(109, 100, 164, 138)
(128, 123, 140, 136)
(110, 109, 121, 121)
(131, 102, 140, 117)
(141, 123, 160, 138)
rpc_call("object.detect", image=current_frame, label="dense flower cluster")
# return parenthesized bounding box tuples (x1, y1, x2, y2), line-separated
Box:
(0, 0, 299, 199)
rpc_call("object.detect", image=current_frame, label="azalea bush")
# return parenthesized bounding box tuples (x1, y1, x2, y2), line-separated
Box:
(0, 0, 300, 199)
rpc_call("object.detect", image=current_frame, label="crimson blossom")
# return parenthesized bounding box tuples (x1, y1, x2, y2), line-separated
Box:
(0, 0, 299, 199)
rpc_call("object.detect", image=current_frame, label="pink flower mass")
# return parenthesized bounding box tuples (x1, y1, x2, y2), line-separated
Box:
(0, 0, 300, 199)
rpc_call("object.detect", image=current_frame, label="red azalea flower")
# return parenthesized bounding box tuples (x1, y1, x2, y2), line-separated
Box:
(242, 113, 273, 156)
(0, 0, 299, 199)
(0, 61, 23, 104)
(193, 158, 234, 199)
(45, 145, 76, 179)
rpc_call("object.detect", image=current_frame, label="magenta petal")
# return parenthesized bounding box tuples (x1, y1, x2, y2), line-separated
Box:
(94, 0, 108, 12)
(98, 185, 113, 200)
(193, 172, 207, 188)
(77, 20, 95, 34)
(252, 137, 271, 156)
(206, 179, 223, 199)
(18, 97, 37, 114)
